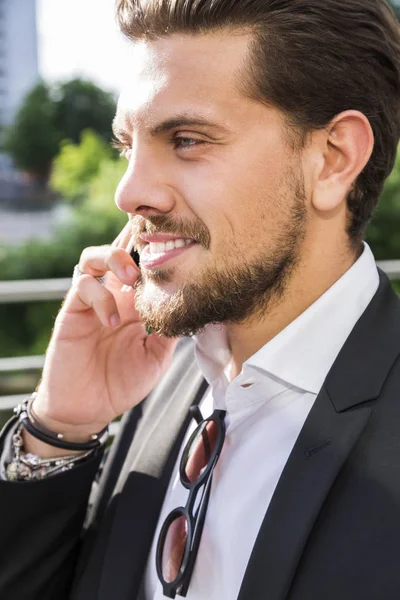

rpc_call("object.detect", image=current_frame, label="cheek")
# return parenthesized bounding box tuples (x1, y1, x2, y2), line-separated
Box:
(174, 146, 291, 251)
(175, 163, 230, 233)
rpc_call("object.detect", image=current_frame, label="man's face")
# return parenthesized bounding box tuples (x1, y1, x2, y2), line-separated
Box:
(114, 32, 308, 336)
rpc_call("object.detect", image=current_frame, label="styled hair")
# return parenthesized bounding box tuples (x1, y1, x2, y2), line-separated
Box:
(116, 0, 400, 243)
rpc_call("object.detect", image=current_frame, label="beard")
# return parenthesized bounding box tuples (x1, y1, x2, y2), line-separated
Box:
(132, 167, 307, 338)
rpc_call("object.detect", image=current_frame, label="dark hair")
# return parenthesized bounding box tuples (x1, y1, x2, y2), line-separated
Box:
(116, 0, 400, 244)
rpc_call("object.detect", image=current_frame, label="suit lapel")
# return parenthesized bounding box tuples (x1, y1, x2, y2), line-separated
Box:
(237, 388, 371, 600)
(239, 270, 400, 600)
(98, 339, 207, 600)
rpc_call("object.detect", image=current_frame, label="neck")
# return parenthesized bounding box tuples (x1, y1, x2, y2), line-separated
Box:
(225, 237, 361, 379)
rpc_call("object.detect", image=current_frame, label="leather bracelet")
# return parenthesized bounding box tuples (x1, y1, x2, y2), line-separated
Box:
(14, 395, 109, 452)
(27, 394, 108, 449)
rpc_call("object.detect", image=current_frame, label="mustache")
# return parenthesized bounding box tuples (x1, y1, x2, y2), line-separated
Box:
(130, 214, 211, 249)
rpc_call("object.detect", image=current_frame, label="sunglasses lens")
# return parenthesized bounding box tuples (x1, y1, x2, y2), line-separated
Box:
(161, 514, 188, 583)
(183, 420, 218, 483)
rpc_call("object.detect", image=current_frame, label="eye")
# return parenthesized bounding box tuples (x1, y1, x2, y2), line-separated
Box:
(172, 135, 207, 150)
(111, 136, 132, 159)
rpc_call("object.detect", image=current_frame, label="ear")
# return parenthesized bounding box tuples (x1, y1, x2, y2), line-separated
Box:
(312, 110, 374, 213)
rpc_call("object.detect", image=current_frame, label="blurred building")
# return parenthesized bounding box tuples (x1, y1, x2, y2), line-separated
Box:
(0, 0, 38, 176)
(0, 0, 38, 127)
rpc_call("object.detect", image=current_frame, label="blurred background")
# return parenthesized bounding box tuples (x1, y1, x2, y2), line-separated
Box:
(0, 0, 400, 426)
(0, 0, 130, 426)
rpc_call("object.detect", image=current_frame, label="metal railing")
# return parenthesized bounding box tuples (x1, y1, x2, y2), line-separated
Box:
(1, 260, 399, 412)
(0, 277, 71, 304)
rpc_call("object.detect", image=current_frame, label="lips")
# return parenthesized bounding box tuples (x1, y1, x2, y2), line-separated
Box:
(138, 235, 197, 268)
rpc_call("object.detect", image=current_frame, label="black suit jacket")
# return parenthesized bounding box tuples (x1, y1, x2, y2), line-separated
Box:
(1, 269, 400, 600)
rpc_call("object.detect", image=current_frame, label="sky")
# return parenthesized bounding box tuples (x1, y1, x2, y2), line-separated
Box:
(37, 0, 133, 95)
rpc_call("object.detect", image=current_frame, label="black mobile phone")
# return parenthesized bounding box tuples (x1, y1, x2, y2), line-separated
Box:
(130, 248, 140, 266)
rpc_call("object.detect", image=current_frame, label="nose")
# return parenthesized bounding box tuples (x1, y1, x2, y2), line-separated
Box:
(115, 142, 176, 217)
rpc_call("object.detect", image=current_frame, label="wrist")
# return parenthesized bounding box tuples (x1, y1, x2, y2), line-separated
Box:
(12, 394, 109, 457)
(33, 391, 110, 442)
(22, 429, 86, 458)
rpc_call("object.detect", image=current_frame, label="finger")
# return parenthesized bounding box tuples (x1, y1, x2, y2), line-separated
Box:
(79, 246, 139, 286)
(112, 221, 134, 250)
(146, 332, 180, 356)
(66, 274, 121, 328)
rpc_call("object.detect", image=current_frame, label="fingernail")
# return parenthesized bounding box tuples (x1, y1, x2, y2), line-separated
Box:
(125, 265, 137, 278)
(110, 313, 120, 328)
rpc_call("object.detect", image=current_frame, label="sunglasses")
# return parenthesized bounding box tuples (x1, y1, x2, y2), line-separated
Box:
(156, 406, 227, 598)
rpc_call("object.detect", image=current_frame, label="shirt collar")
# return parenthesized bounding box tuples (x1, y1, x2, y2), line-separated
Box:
(195, 243, 379, 395)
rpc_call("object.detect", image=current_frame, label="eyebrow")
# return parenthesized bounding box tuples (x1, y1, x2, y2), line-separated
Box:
(149, 116, 224, 136)
(112, 114, 227, 138)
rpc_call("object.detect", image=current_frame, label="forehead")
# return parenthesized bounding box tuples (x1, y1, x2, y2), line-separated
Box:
(115, 32, 254, 130)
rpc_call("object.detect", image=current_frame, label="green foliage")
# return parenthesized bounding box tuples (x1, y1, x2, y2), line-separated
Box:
(52, 79, 116, 145)
(366, 144, 400, 260)
(0, 301, 60, 360)
(86, 155, 128, 213)
(50, 129, 114, 203)
(3, 78, 116, 180)
(2, 82, 60, 179)
(392, 281, 400, 295)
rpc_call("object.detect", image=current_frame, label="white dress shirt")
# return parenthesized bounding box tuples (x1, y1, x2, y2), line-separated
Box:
(144, 243, 379, 600)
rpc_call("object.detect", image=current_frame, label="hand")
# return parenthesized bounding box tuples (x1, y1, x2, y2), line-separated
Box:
(32, 222, 178, 439)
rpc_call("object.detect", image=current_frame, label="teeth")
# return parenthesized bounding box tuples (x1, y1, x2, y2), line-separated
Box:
(148, 239, 193, 254)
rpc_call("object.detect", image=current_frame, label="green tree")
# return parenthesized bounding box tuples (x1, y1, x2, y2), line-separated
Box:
(3, 78, 116, 180)
(366, 144, 400, 259)
(50, 129, 114, 203)
(2, 82, 60, 180)
(86, 155, 128, 213)
(53, 78, 116, 145)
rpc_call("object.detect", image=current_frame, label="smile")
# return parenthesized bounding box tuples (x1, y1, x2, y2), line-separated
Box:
(139, 237, 197, 268)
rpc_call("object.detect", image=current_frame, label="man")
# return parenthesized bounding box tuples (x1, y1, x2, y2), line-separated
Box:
(1, 0, 400, 598)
